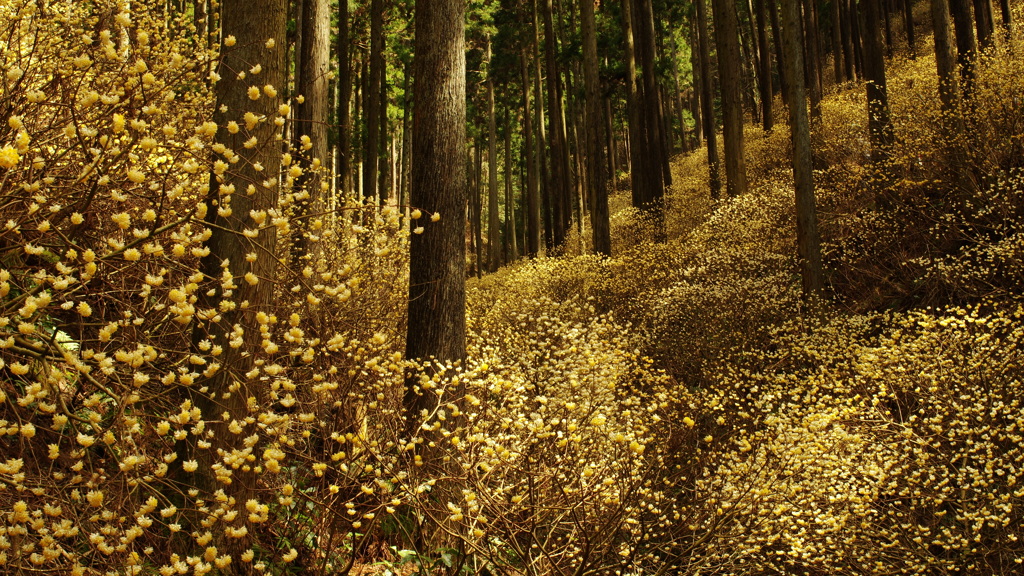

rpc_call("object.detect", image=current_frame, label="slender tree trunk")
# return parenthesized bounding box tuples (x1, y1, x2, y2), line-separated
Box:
(998, 0, 1012, 41)
(713, 0, 750, 196)
(851, 0, 866, 79)
(883, 0, 895, 56)
(801, 0, 822, 117)
(472, 142, 484, 276)
(689, 20, 704, 145)
(521, 49, 541, 257)
(363, 0, 384, 203)
(621, 0, 649, 208)
(770, 0, 792, 101)
(486, 40, 501, 272)
(932, 0, 960, 115)
(831, 0, 844, 82)
(902, 0, 917, 57)
(582, 0, 611, 255)
(635, 0, 669, 205)
(781, 0, 824, 297)
(696, 0, 723, 199)
(755, 0, 775, 130)
(839, 0, 856, 79)
(973, 0, 994, 49)
(542, 0, 571, 249)
(504, 111, 518, 262)
(605, 95, 618, 182)
(400, 67, 413, 209)
(335, 0, 351, 200)
(188, 0, 286, 565)
(405, 0, 468, 415)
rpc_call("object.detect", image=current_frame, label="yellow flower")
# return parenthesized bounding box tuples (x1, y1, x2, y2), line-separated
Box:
(0, 146, 20, 169)
(247, 86, 261, 100)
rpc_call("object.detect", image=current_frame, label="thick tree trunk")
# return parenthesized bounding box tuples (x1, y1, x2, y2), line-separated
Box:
(932, 0, 960, 115)
(949, 0, 977, 96)
(839, 0, 856, 80)
(863, 0, 894, 165)
(903, 0, 917, 57)
(582, 0, 611, 255)
(405, 0, 467, 428)
(712, 0, 750, 196)
(189, 0, 286, 564)
(973, 0, 994, 49)
(781, 0, 824, 297)
(696, 0, 722, 199)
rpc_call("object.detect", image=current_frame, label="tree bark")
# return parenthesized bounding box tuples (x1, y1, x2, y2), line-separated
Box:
(839, 0, 856, 80)
(863, 0, 894, 165)
(504, 111, 518, 262)
(712, 0, 750, 196)
(582, 0, 611, 255)
(781, 0, 824, 297)
(405, 0, 467, 380)
(902, 0, 917, 57)
(335, 0, 352, 199)
(932, 0, 960, 115)
(189, 0, 286, 564)
(621, 0, 650, 208)
(486, 40, 501, 272)
(973, 0, 994, 49)
(521, 48, 541, 257)
(696, 0, 723, 199)
(292, 0, 330, 262)
(542, 0, 571, 249)
(635, 0, 669, 206)
(754, 0, 775, 130)
(949, 0, 977, 96)
(363, 0, 384, 203)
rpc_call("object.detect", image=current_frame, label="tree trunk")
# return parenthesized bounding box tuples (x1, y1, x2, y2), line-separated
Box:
(839, 0, 856, 80)
(770, 0, 792, 102)
(781, 0, 824, 297)
(542, 0, 571, 249)
(851, 0, 865, 79)
(932, 0, 960, 115)
(292, 0, 329, 262)
(363, 0, 384, 203)
(621, 0, 650, 208)
(754, 0, 775, 130)
(998, 0, 1012, 41)
(863, 0, 894, 166)
(521, 48, 541, 257)
(949, 0, 977, 96)
(688, 20, 704, 145)
(635, 0, 669, 206)
(486, 40, 501, 272)
(400, 66, 413, 209)
(405, 0, 467, 388)
(582, 0, 611, 255)
(903, 0, 917, 57)
(696, 0, 723, 199)
(189, 0, 286, 564)
(973, 0, 994, 49)
(801, 0, 822, 117)
(712, 0, 750, 196)
(505, 111, 518, 262)
(472, 142, 484, 277)
(335, 0, 352, 200)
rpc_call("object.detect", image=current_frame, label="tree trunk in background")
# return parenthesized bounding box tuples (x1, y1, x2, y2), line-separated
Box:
(696, 0, 722, 199)
(542, 0, 571, 249)
(712, 0, 750, 196)
(405, 0, 468, 415)
(754, 0, 774, 130)
(472, 143, 483, 277)
(363, 0, 384, 203)
(582, 0, 611, 255)
(605, 95, 618, 182)
(531, 0, 552, 251)
(635, 0, 668, 205)
(521, 49, 541, 257)
(973, 0, 994, 49)
(688, 20, 704, 146)
(780, 0, 824, 298)
(998, 0, 1012, 40)
(831, 0, 844, 82)
(902, 0, 917, 57)
(292, 0, 329, 262)
(839, 0, 856, 80)
(400, 67, 412, 208)
(189, 0, 286, 563)
(486, 41, 501, 272)
(883, 0, 895, 56)
(770, 0, 791, 103)
(801, 0, 822, 117)
(932, 0, 960, 115)
(851, 0, 865, 79)
(504, 112, 518, 262)
(863, 0, 894, 166)
(335, 0, 352, 200)
(621, 0, 649, 208)
(949, 0, 976, 96)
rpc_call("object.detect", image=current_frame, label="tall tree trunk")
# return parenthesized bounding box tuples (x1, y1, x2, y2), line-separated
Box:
(973, 0, 994, 49)
(504, 111, 518, 262)
(472, 143, 484, 277)
(713, 0, 750, 196)
(542, 0, 571, 249)
(582, 0, 611, 255)
(932, 0, 960, 114)
(949, 0, 976, 95)
(998, 0, 1012, 40)
(770, 0, 792, 101)
(863, 0, 894, 166)
(335, 0, 352, 200)
(902, 0, 917, 57)
(521, 48, 541, 257)
(839, 0, 856, 79)
(780, 0, 824, 297)
(406, 0, 468, 417)
(754, 0, 775, 130)
(188, 0, 286, 565)
(696, 0, 723, 199)
(851, 0, 866, 79)
(801, 0, 823, 117)
(621, 0, 650, 208)
(635, 0, 668, 206)
(883, 0, 895, 56)
(605, 95, 618, 183)
(688, 20, 704, 145)
(486, 40, 501, 272)
(292, 0, 330, 262)
(531, 0, 552, 251)
(400, 67, 413, 209)
(363, 0, 384, 203)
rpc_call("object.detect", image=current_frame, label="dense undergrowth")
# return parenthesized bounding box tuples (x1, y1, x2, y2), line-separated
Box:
(1, 0, 1023, 574)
